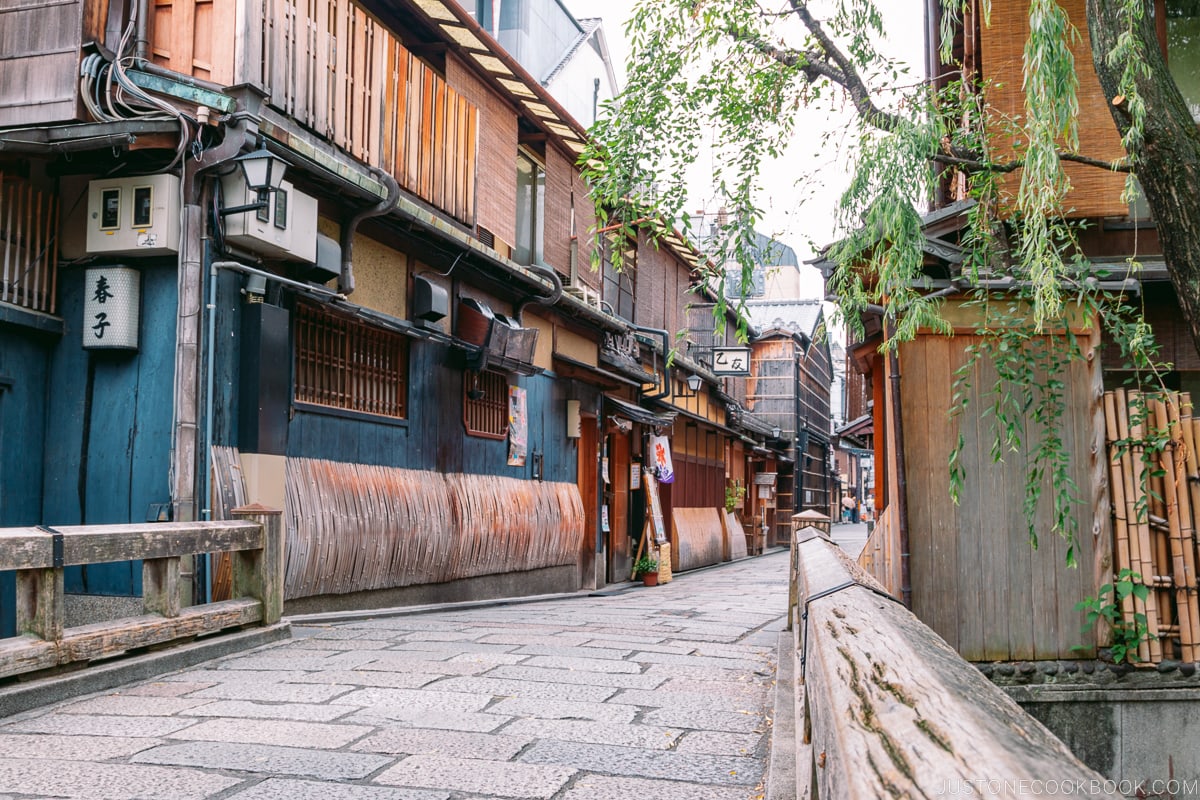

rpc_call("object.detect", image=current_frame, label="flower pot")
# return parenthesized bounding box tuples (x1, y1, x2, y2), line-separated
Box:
(641, 571, 659, 587)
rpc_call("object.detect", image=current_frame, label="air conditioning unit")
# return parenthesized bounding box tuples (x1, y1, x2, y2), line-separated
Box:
(563, 281, 601, 310)
(220, 176, 317, 262)
(86, 174, 181, 256)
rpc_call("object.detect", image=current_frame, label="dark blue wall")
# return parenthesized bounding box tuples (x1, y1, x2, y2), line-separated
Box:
(43, 263, 177, 596)
(0, 317, 53, 636)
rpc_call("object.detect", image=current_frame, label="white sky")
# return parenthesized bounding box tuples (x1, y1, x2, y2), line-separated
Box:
(559, 0, 927, 301)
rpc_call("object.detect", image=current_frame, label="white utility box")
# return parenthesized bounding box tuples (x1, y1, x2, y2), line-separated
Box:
(86, 174, 181, 256)
(220, 176, 317, 262)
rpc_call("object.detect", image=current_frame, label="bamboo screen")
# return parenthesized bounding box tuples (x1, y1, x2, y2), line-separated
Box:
(294, 301, 408, 418)
(978, 0, 1128, 218)
(463, 370, 509, 439)
(1, 173, 58, 315)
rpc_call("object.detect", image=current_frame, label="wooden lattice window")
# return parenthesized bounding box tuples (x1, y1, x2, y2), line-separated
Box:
(463, 370, 509, 439)
(294, 302, 407, 419)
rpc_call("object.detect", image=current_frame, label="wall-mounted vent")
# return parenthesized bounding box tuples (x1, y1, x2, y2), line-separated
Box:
(476, 225, 513, 260)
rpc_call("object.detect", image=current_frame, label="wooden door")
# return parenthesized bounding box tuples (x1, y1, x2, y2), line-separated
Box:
(577, 414, 599, 589)
(607, 433, 631, 583)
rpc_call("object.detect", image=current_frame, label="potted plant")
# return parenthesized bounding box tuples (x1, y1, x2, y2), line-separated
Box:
(724, 480, 746, 514)
(634, 554, 659, 586)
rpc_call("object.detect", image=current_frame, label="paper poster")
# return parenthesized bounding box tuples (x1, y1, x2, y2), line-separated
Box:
(649, 434, 674, 484)
(507, 385, 527, 466)
(601, 504, 610, 532)
(630, 463, 641, 490)
(602, 457, 610, 484)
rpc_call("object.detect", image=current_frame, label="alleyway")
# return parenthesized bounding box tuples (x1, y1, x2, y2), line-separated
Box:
(0, 551, 791, 800)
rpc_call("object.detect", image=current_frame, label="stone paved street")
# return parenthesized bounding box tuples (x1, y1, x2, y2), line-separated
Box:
(0, 551, 790, 799)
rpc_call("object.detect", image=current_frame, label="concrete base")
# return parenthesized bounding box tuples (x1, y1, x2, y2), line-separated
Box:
(1009, 685, 1200, 789)
(0, 623, 291, 719)
(282, 565, 580, 616)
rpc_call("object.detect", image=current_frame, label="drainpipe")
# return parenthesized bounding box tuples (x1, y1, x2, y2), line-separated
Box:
(631, 324, 672, 400)
(339, 168, 400, 295)
(135, 0, 150, 61)
(886, 319, 912, 610)
(515, 264, 562, 323)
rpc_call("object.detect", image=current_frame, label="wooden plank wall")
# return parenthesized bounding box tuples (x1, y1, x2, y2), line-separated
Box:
(0, 0, 84, 125)
(149, 0, 478, 225)
(899, 334, 1101, 661)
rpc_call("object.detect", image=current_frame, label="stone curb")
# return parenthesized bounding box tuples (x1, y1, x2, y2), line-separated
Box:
(767, 628, 798, 800)
(0, 622, 292, 719)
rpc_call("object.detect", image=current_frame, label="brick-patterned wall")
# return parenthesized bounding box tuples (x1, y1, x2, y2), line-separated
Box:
(544, 146, 573, 277)
(446, 54, 517, 246)
(635, 234, 670, 330)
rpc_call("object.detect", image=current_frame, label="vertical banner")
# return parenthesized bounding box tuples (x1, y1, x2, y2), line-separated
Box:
(649, 434, 674, 484)
(507, 385, 528, 467)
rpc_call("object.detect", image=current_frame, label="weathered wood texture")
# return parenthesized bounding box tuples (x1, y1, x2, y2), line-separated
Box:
(722, 510, 748, 562)
(0, 174, 59, 314)
(790, 530, 1119, 799)
(857, 502, 902, 598)
(898, 334, 1101, 661)
(147, 0, 478, 224)
(283, 457, 584, 599)
(0, 518, 281, 680)
(671, 507, 724, 572)
(0, 0, 84, 125)
(1103, 389, 1200, 664)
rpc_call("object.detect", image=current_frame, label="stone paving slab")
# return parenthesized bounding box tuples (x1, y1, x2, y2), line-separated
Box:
(335, 687, 493, 714)
(0, 757, 242, 799)
(116, 681, 216, 697)
(165, 717, 374, 748)
(485, 665, 667, 690)
(351, 728, 533, 760)
(559, 774, 756, 800)
(180, 699, 361, 722)
(0, 732, 158, 760)
(227, 777, 450, 800)
(58, 694, 213, 716)
(286, 669, 439, 689)
(520, 655, 641, 674)
(374, 754, 575, 799)
(501, 718, 681, 750)
(1, 712, 201, 737)
(517, 739, 763, 785)
(674, 730, 764, 756)
(188, 680, 356, 704)
(426, 676, 617, 703)
(343, 709, 513, 733)
(133, 741, 392, 779)
(484, 696, 638, 724)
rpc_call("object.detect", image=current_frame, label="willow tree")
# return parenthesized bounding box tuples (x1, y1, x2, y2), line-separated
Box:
(581, 0, 1199, 559)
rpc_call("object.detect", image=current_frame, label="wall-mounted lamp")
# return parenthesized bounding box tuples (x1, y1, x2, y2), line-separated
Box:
(771, 426, 782, 439)
(219, 146, 290, 217)
(531, 449, 544, 482)
(677, 373, 704, 398)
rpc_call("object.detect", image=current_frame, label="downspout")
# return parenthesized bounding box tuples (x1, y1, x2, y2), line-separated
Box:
(339, 168, 400, 295)
(515, 264, 563, 323)
(631, 324, 671, 400)
(135, 0, 150, 61)
(886, 320, 912, 611)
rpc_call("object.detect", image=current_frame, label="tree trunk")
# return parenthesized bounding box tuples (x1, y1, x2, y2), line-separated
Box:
(1087, 0, 1200, 358)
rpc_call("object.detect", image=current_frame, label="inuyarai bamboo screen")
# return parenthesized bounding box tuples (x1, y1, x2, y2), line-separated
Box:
(294, 301, 407, 418)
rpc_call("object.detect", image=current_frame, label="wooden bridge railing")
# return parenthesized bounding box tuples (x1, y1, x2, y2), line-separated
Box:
(0, 506, 282, 681)
(786, 526, 1118, 798)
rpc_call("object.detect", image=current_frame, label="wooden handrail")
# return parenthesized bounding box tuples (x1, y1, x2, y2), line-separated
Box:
(787, 526, 1119, 798)
(0, 506, 283, 681)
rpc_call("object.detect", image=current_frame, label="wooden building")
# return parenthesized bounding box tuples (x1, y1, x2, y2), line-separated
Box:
(0, 0, 786, 631)
(814, 0, 1200, 664)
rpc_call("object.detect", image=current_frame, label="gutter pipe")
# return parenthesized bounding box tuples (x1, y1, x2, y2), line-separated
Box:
(339, 168, 400, 295)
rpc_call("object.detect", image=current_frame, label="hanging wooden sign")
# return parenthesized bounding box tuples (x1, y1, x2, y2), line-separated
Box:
(644, 467, 666, 544)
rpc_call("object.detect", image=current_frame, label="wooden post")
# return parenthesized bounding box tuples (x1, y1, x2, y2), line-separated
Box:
(17, 567, 63, 642)
(231, 504, 284, 624)
(143, 558, 182, 618)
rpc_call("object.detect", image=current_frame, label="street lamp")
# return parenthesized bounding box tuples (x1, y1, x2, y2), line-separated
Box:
(219, 146, 290, 217)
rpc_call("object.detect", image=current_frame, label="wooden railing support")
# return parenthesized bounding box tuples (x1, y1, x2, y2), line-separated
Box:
(231, 504, 284, 625)
(788, 527, 1119, 798)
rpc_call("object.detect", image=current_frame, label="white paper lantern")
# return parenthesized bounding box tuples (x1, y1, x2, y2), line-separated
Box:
(82, 266, 140, 350)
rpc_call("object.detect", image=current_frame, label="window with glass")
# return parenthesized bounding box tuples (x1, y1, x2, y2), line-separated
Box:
(1166, 1, 1200, 120)
(514, 149, 545, 266)
(294, 302, 408, 419)
(600, 234, 636, 322)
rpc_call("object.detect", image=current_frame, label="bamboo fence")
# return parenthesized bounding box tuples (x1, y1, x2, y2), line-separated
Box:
(1104, 389, 1200, 664)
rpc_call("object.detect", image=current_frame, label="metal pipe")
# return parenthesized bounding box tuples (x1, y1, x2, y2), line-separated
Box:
(885, 319, 912, 610)
(631, 324, 672, 400)
(135, 0, 150, 61)
(340, 169, 400, 295)
(515, 264, 563, 323)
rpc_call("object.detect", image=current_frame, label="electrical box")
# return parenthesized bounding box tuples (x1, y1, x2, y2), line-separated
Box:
(220, 176, 317, 262)
(86, 174, 181, 256)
